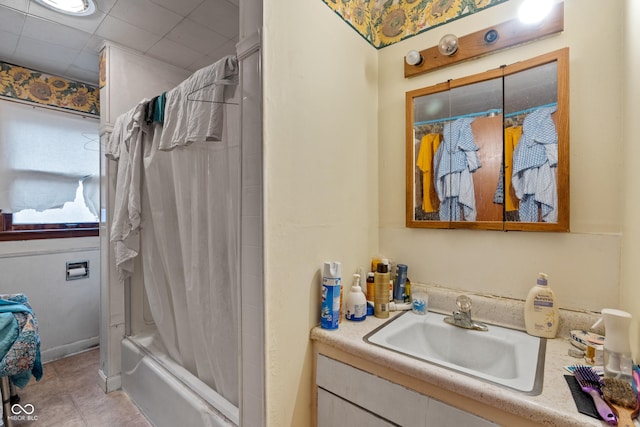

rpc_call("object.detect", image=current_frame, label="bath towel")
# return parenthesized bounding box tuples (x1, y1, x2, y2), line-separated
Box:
(0, 294, 42, 388)
(160, 55, 238, 151)
(109, 101, 148, 280)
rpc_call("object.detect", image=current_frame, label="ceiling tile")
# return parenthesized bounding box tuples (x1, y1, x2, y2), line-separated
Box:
(186, 54, 215, 73)
(26, 1, 107, 34)
(22, 15, 90, 50)
(95, 15, 161, 53)
(146, 37, 202, 69)
(0, 0, 29, 13)
(2, 0, 239, 91)
(16, 35, 80, 64)
(94, 0, 117, 13)
(0, 5, 26, 35)
(0, 30, 19, 58)
(189, 0, 238, 38)
(148, 0, 202, 16)
(109, 0, 183, 37)
(205, 39, 236, 62)
(165, 18, 227, 56)
(65, 65, 98, 84)
(84, 35, 105, 54)
(72, 50, 100, 72)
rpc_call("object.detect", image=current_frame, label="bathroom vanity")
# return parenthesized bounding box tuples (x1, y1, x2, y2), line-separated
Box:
(310, 290, 605, 427)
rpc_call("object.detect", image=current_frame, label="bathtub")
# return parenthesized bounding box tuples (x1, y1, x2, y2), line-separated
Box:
(121, 333, 239, 427)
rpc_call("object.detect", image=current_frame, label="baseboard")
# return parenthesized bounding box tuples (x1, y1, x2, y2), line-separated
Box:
(40, 336, 99, 364)
(98, 368, 122, 393)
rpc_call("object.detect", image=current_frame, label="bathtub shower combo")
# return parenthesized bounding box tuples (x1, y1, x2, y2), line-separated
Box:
(107, 55, 241, 427)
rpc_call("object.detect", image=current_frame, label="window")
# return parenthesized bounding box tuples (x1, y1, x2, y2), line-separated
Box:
(0, 100, 100, 240)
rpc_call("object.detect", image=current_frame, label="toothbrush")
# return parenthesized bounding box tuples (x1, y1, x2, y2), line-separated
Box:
(633, 365, 640, 408)
(573, 365, 618, 425)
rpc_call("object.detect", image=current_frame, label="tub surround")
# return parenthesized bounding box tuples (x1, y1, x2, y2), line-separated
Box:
(311, 286, 604, 426)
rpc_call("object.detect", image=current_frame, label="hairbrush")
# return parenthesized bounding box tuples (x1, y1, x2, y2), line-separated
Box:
(602, 377, 640, 427)
(572, 365, 617, 425)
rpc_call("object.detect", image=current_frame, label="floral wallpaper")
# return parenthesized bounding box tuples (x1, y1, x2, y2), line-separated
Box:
(322, 0, 508, 48)
(0, 61, 99, 116)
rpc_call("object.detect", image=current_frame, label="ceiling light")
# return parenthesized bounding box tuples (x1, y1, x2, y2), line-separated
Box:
(518, 0, 553, 25)
(34, 0, 96, 16)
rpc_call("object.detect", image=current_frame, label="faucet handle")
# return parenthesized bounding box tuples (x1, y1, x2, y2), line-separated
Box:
(456, 295, 472, 313)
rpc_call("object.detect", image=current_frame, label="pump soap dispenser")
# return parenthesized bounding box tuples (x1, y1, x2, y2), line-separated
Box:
(592, 309, 633, 381)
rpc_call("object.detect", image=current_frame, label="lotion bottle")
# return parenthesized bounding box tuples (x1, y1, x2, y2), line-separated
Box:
(345, 274, 367, 321)
(524, 272, 559, 338)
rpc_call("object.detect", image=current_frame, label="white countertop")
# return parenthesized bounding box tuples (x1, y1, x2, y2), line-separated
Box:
(311, 311, 610, 427)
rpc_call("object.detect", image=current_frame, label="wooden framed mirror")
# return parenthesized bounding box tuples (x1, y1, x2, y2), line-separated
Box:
(406, 48, 569, 231)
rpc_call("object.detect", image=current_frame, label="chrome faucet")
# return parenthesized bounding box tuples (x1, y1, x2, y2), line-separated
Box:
(443, 295, 488, 331)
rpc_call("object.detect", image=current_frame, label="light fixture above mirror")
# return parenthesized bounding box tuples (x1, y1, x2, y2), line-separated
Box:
(403, 1, 564, 78)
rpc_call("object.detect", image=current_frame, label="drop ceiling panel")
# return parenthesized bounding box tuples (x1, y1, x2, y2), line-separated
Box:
(16, 35, 80, 63)
(146, 37, 202, 69)
(189, 0, 239, 38)
(73, 50, 100, 72)
(0, 6, 25, 34)
(0, 0, 240, 85)
(148, 0, 202, 16)
(0, 31, 19, 57)
(22, 15, 90, 50)
(108, 0, 183, 37)
(1, 0, 27, 12)
(95, 15, 162, 53)
(165, 18, 228, 56)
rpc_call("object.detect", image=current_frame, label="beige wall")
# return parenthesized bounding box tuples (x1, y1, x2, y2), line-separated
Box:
(262, 0, 378, 425)
(621, 0, 640, 362)
(378, 0, 623, 311)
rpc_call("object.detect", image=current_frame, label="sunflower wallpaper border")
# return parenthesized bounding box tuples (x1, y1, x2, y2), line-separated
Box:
(0, 61, 99, 116)
(322, 0, 509, 49)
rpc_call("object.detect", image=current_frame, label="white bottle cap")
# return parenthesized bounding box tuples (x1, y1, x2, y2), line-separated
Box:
(323, 261, 341, 279)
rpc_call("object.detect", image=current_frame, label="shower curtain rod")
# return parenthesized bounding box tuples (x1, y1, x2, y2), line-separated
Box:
(504, 102, 557, 118)
(414, 108, 502, 126)
(414, 102, 558, 126)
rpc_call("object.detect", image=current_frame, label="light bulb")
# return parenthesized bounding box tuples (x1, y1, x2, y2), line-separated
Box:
(518, 0, 553, 24)
(405, 50, 423, 66)
(438, 34, 459, 56)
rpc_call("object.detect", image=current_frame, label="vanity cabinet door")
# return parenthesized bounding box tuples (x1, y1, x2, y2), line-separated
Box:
(316, 354, 498, 427)
(317, 388, 395, 427)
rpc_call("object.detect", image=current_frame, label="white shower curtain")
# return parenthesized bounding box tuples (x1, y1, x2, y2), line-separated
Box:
(108, 56, 240, 406)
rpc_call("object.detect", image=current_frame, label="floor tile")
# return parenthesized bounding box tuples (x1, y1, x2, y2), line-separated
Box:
(1, 347, 152, 427)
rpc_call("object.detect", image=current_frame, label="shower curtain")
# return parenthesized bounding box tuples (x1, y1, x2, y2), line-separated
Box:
(107, 56, 240, 406)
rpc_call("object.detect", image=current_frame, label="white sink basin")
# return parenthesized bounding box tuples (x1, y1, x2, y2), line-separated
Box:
(364, 311, 546, 394)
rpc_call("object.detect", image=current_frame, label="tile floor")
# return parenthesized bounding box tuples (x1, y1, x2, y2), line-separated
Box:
(1, 347, 152, 427)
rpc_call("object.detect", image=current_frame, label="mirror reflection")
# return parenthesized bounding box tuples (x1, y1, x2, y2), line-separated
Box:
(503, 62, 558, 224)
(406, 48, 569, 231)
